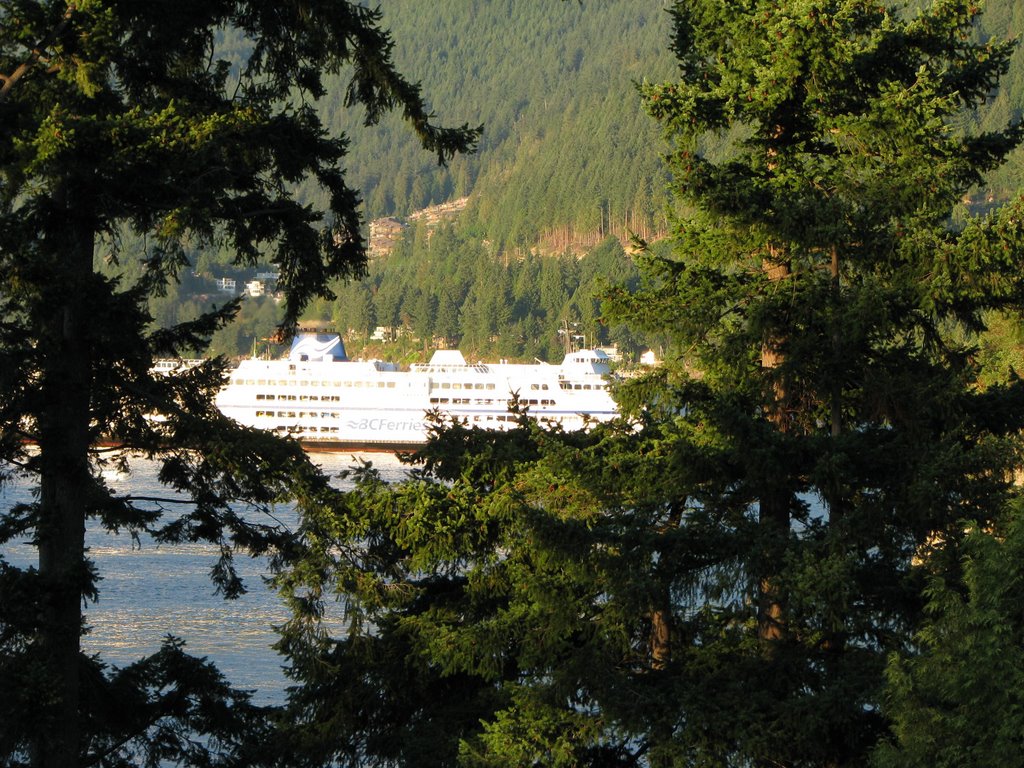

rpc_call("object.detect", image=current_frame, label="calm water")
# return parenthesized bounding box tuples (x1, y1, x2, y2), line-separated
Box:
(0, 451, 409, 704)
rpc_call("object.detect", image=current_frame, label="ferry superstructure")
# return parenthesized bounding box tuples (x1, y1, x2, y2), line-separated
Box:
(214, 334, 618, 449)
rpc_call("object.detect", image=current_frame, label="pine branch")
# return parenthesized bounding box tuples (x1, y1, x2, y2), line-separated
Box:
(0, 5, 76, 103)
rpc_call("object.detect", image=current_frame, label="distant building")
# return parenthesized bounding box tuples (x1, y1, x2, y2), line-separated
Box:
(368, 217, 406, 258)
(640, 349, 659, 367)
(216, 277, 237, 293)
(245, 280, 265, 297)
(406, 196, 469, 225)
(371, 325, 405, 341)
(368, 198, 470, 258)
(256, 271, 279, 287)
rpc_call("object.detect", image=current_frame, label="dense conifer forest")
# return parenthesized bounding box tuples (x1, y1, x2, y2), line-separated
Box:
(150, 0, 1024, 363)
(8, 2, 1024, 766)
(330, 0, 1024, 232)
(312, 0, 679, 248)
(332, 0, 1024, 234)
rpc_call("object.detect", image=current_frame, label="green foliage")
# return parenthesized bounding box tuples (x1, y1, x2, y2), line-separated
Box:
(302, 0, 1024, 251)
(275, 421, 651, 766)
(0, 2, 475, 765)
(606, 0, 1024, 762)
(272, 423, 522, 765)
(274, 1, 1024, 767)
(874, 508, 1024, 768)
(976, 310, 1024, 386)
(0, 630, 275, 768)
(308, 0, 678, 246)
(327, 229, 642, 362)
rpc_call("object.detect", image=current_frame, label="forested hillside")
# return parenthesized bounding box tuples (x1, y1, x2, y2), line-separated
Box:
(311, 227, 648, 362)
(310, 0, 1024, 247)
(267, 2, 1024, 765)
(305, 0, 680, 250)
(147, 0, 1024, 361)
(971, 0, 1024, 197)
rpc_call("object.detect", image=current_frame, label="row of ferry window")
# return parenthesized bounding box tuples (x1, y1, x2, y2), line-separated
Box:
(256, 394, 342, 402)
(255, 411, 341, 419)
(432, 382, 497, 391)
(234, 377, 602, 391)
(237, 378, 399, 388)
(270, 416, 524, 433)
(273, 426, 341, 434)
(429, 397, 555, 406)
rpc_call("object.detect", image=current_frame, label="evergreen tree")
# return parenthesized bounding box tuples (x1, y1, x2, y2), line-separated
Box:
(410, 287, 439, 345)
(611, 0, 1024, 761)
(0, 3, 476, 766)
(874, 507, 1024, 768)
(374, 277, 406, 339)
(273, 422, 548, 768)
(434, 285, 463, 348)
(274, 1, 1024, 766)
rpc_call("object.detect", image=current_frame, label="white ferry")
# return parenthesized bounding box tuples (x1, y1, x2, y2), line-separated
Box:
(214, 334, 618, 449)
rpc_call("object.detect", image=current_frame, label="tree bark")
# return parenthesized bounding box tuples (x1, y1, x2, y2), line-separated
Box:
(822, 244, 849, 661)
(650, 501, 683, 669)
(0, 7, 75, 103)
(759, 253, 790, 646)
(33, 182, 94, 768)
(650, 606, 672, 669)
(830, 244, 841, 440)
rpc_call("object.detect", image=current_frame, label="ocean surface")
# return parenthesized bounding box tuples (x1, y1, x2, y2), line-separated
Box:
(0, 451, 410, 705)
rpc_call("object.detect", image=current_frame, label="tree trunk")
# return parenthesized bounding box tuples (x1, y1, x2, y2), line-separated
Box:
(0, 8, 75, 103)
(650, 501, 682, 669)
(33, 184, 94, 768)
(648, 501, 682, 767)
(759, 254, 790, 646)
(650, 606, 672, 669)
(830, 245, 841, 441)
(822, 245, 848, 660)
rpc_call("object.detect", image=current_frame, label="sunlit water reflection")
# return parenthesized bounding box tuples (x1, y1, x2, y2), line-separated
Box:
(0, 451, 409, 704)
